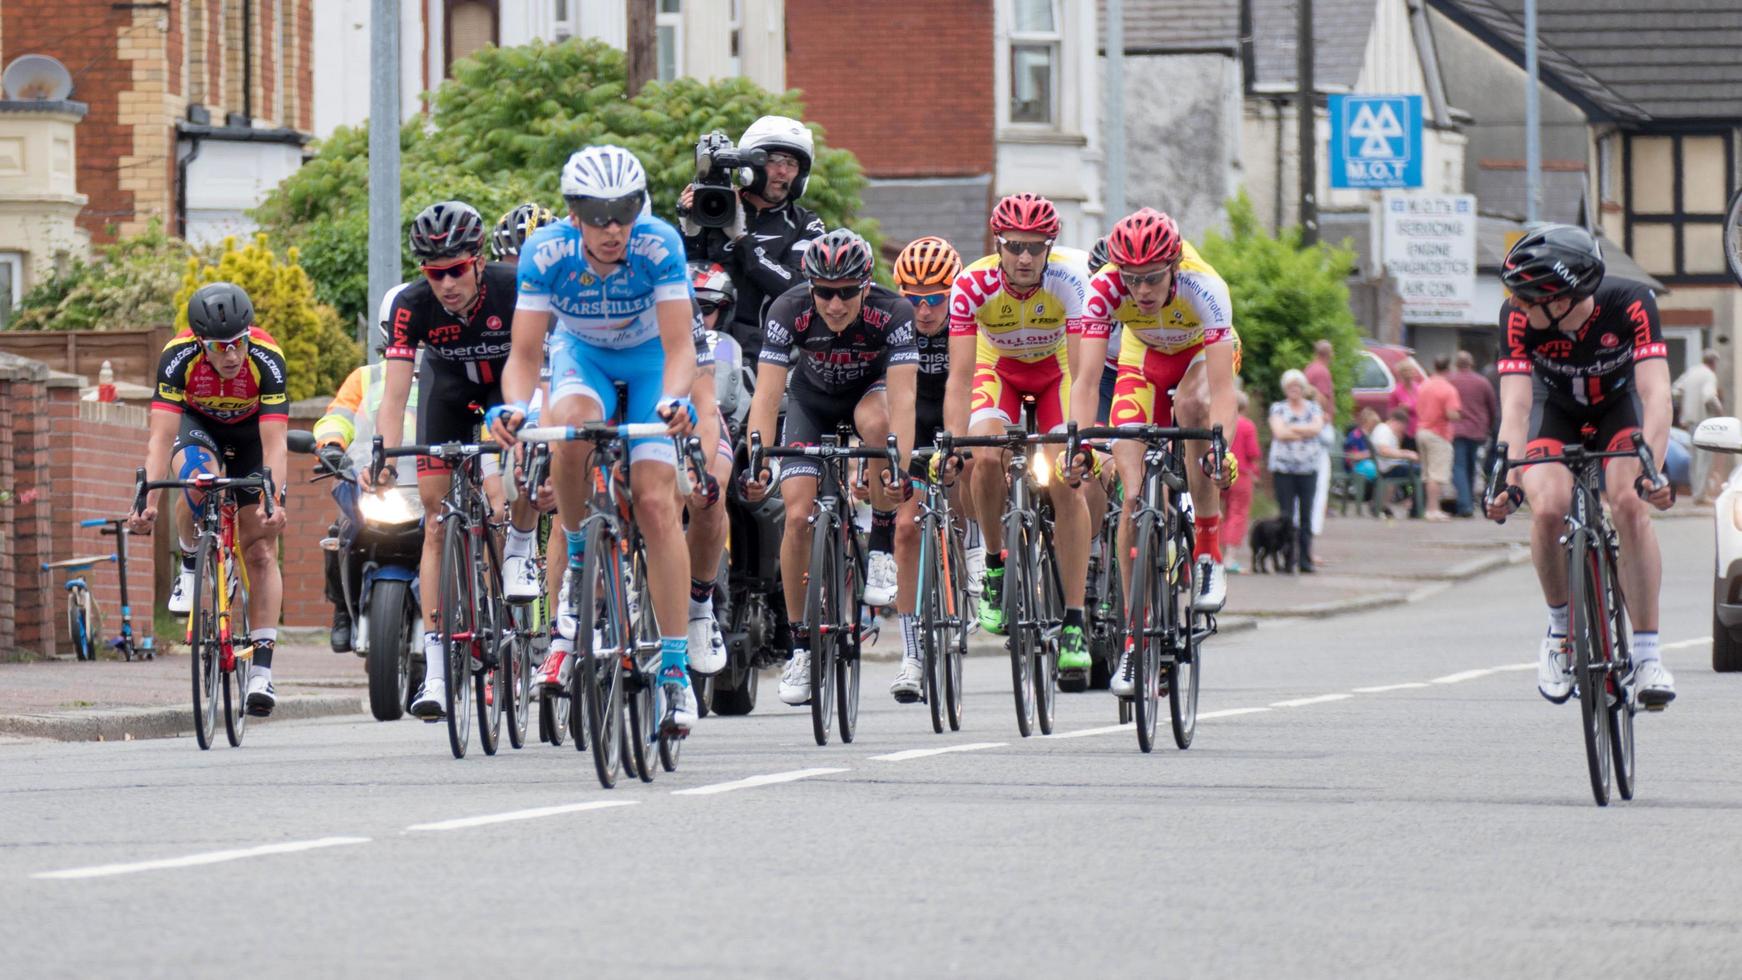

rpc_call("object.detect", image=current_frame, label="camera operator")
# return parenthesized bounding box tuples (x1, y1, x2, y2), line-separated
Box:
(679, 114, 826, 372)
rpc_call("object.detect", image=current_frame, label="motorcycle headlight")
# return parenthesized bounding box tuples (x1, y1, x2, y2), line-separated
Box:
(359, 488, 423, 527)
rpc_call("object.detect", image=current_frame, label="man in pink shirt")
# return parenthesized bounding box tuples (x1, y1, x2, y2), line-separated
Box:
(1304, 340, 1335, 407)
(1414, 355, 1463, 521)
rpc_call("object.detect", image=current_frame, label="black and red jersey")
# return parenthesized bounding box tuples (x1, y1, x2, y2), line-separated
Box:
(152, 326, 289, 425)
(1497, 277, 1666, 408)
(384, 261, 519, 384)
(759, 283, 918, 393)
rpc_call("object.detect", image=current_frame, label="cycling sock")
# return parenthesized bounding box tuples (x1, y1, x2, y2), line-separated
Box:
(1547, 603, 1569, 636)
(790, 625, 810, 653)
(869, 509, 895, 554)
(251, 628, 277, 670)
(659, 636, 690, 683)
(1193, 516, 1222, 562)
(564, 525, 586, 566)
(899, 613, 919, 661)
(1063, 608, 1085, 631)
(1632, 631, 1660, 664)
(504, 525, 536, 559)
(965, 520, 984, 550)
(423, 632, 443, 683)
(689, 578, 714, 604)
(179, 551, 195, 571)
(987, 550, 1004, 571)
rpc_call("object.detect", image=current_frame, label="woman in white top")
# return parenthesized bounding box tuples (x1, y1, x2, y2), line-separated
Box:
(1268, 369, 1326, 572)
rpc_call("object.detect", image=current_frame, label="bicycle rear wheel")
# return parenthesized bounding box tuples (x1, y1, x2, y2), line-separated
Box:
(1168, 523, 1201, 750)
(1004, 512, 1036, 737)
(577, 524, 626, 788)
(1570, 529, 1613, 806)
(806, 519, 840, 746)
(838, 538, 863, 744)
(439, 518, 474, 760)
(189, 538, 221, 750)
(1131, 515, 1165, 754)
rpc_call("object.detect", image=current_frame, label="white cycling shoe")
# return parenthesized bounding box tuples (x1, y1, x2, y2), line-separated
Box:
(864, 550, 898, 607)
(890, 658, 923, 703)
(663, 674, 698, 732)
(1633, 659, 1676, 710)
(245, 673, 276, 716)
(1195, 557, 1227, 612)
(410, 678, 447, 720)
(1537, 633, 1573, 704)
(503, 554, 542, 603)
(687, 613, 727, 675)
(167, 565, 195, 614)
(779, 650, 812, 705)
(1110, 644, 1135, 697)
(965, 545, 986, 598)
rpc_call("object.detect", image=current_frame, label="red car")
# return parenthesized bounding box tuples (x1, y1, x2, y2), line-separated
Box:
(1353, 341, 1414, 419)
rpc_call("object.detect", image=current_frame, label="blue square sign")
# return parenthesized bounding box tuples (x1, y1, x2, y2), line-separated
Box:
(1330, 94, 1423, 189)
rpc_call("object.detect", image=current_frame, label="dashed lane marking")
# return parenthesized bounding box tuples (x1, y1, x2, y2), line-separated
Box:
(672, 767, 849, 796)
(870, 743, 1007, 762)
(407, 800, 638, 832)
(34, 837, 371, 880)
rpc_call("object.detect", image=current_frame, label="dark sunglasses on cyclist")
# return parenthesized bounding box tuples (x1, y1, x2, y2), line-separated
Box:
(903, 291, 948, 307)
(698, 301, 723, 317)
(421, 259, 475, 281)
(567, 191, 645, 228)
(811, 283, 865, 302)
(1122, 268, 1173, 288)
(996, 237, 1053, 257)
(201, 335, 249, 354)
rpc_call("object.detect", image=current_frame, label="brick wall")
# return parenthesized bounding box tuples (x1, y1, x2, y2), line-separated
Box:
(279, 414, 330, 628)
(0, 358, 55, 654)
(785, 0, 995, 179)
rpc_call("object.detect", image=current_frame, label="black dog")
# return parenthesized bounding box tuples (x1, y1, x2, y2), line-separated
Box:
(1249, 517, 1297, 574)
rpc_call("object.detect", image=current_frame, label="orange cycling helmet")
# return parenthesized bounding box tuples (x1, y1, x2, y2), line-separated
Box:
(1107, 208, 1182, 267)
(893, 236, 963, 289)
(989, 193, 1061, 238)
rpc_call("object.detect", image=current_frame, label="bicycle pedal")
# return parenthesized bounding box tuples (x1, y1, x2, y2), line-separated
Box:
(892, 691, 921, 705)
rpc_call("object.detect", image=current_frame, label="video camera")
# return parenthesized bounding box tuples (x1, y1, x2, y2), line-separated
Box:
(688, 130, 767, 230)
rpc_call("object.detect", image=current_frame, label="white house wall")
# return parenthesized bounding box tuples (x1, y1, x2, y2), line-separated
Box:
(1111, 51, 1242, 242)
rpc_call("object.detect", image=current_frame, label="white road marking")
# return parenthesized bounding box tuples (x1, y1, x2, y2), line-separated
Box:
(1492, 663, 1536, 672)
(870, 742, 1006, 762)
(672, 767, 848, 796)
(407, 800, 637, 832)
(1431, 668, 1496, 684)
(1662, 636, 1711, 652)
(1039, 724, 1129, 740)
(1351, 682, 1431, 693)
(1196, 707, 1273, 719)
(1270, 694, 1353, 708)
(33, 837, 371, 880)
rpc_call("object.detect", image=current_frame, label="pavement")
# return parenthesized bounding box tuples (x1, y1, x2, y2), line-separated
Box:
(1, 517, 1734, 977)
(0, 498, 1712, 740)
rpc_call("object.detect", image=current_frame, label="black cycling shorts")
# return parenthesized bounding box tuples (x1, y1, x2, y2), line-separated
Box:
(172, 413, 265, 502)
(1525, 374, 1643, 466)
(417, 358, 501, 475)
(777, 378, 885, 484)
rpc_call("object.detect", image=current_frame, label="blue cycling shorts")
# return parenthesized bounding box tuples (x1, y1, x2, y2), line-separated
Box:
(548, 329, 674, 466)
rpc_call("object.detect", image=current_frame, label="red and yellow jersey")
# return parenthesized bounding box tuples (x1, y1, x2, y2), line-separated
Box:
(947, 250, 1090, 366)
(151, 326, 289, 425)
(1082, 240, 1233, 359)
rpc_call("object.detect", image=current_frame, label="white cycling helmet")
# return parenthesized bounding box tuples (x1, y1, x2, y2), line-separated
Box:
(560, 144, 647, 200)
(739, 115, 815, 201)
(372, 282, 410, 354)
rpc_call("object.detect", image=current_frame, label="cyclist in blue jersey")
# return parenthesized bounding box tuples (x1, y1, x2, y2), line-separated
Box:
(489, 145, 703, 734)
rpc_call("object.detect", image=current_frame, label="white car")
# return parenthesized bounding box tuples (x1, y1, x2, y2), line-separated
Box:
(1694, 417, 1742, 670)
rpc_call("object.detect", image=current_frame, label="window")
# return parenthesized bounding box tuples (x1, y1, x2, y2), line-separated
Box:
(1009, 0, 1059, 125)
(1354, 351, 1393, 392)
(1625, 130, 1734, 282)
(658, 0, 683, 82)
(446, 0, 498, 73)
(0, 253, 22, 330)
(729, 0, 742, 77)
(1598, 134, 1617, 204)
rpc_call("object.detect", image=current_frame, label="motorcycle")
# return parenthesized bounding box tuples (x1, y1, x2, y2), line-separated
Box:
(289, 429, 425, 721)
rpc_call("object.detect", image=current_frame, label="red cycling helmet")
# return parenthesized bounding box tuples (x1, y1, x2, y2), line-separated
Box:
(1107, 208, 1182, 268)
(989, 193, 1061, 239)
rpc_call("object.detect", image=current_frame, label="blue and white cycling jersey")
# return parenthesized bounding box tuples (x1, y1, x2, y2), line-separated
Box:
(515, 216, 691, 350)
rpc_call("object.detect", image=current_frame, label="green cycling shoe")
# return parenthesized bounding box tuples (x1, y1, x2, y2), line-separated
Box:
(979, 567, 1007, 635)
(1059, 624, 1091, 672)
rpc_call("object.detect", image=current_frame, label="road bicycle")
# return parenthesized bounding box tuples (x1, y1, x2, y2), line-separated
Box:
(133, 469, 275, 750)
(42, 517, 150, 662)
(1485, 432, 1667, 806)
(372, 437, 510, 760)
(750, 426, 899, 747)
(518, 420, 712, 787)
(910, 447, 974, 734)
(1072, 422, 1224, 753)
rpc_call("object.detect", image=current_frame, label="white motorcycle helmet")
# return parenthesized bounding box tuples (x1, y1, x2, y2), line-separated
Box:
(739, 115, 815, 202)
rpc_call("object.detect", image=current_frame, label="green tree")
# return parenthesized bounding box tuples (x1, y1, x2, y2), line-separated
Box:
(1198, 193, 1365, 423)
(256, 38, 875, 324)
(9, 221, 192, 331)
(175, 235, 359, 401)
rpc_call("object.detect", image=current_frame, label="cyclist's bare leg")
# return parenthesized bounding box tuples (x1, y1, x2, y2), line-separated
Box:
(545, 394, 601, 566)
(685, 449, 732, 583)
(627, 459, 687, 643)
(1603, 455, 1661, 632)
(1112, 439, 1146, 606)
(1521, 462, 1573, 606)
(1044, 441, 1089, 608)
(237, 504, 283, 629)
(779, 475, 819, 626)
(168, 445, 216, 555)
(1174, 363, 1221, 523)
(853, 391, 899, 512)
(968, 417, 1012, 546)
(415, 472, 450, 633)
(894, 480, 923, 616)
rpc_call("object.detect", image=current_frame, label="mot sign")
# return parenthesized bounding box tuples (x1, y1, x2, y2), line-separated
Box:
(1381, 192, 1477, 324)
(1330, 95, 1422, 189)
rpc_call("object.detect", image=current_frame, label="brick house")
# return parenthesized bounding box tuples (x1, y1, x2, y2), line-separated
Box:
(0, 0, 315, 254)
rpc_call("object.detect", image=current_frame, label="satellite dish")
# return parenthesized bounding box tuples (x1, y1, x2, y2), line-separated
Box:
(2, 55, 74, 101)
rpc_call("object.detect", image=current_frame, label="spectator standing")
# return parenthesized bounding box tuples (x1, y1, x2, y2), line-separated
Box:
(1414, 356, 1463, 521)
(1388, 357, 1425, 447)
(1308, 386, 1338, 538)
(1268, 369, 1327, 573)
(1447, 350, 1499, 517)
(1220, 391, 1261, 573)
(1304, 339, 1335, 407)
(1673, 349, 1724, 503)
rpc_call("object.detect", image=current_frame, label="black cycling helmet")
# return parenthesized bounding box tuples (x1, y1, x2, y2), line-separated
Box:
(1088, 235, 1111, 274)
(186, 282, 255, 341)
(1501, 224, 1605, 304)
(408, 201, 486, 263)
(491, 202, 558, 260)
(801, 228, 874, 283)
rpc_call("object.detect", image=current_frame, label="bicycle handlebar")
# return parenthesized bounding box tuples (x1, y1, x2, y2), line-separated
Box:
(133, 467, 276, 519)
(747, 432, 900, 491)
(1483, 431, 1669, 524)
(369, 434, 502, 487)
(511, 424, 714, 502)
(78, 518, 109, 528)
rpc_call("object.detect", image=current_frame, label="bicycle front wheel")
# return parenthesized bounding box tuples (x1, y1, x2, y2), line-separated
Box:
(1003, 511, 1036, 738)
(222, 545, 251, 748)
(944, 520, 968, 732)
(837, 537, 863, 745)
(439, 518, 474, 760)
(806, 519, 840, 746)
(1569, 529, 1613, 806)
(1130, 515, 1165, 754)
(505, 602, 533, 749)
(474, 542, 503, 758)
(1604, 547, 1636, 801)
(1168, 523, 1201, 750)
(188, 538, 221, 750)
(918, 515, 946, 734)
(577, 524, 626, 789)
(1032, 529, 1060, 736)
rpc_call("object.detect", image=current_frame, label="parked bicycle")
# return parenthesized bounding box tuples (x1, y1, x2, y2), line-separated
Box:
(1485, 433, 1666, 806)
(41, 517, 150, 662)
(133, 468, 275, 750)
